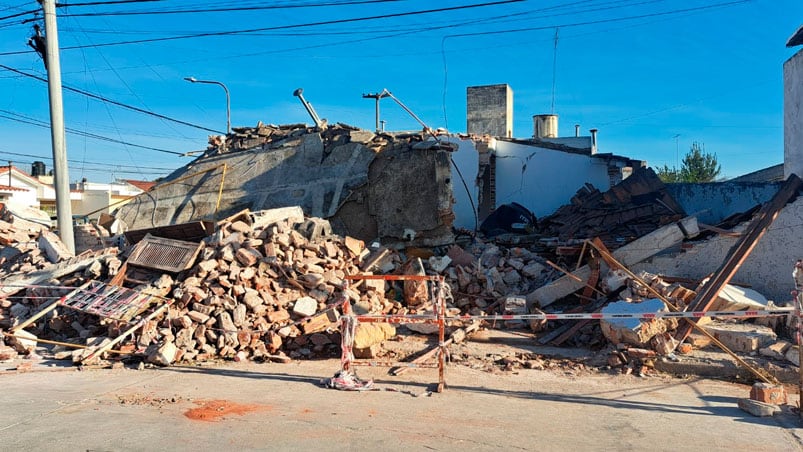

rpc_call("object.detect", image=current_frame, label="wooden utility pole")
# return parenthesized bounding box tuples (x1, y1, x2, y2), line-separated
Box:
(40, 0, 75, 253)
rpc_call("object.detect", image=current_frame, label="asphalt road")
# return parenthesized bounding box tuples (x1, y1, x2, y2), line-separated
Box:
(1, 359, 801, 451)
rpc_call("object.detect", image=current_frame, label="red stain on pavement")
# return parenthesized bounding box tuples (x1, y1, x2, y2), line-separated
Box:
(184, 399, 268, 422)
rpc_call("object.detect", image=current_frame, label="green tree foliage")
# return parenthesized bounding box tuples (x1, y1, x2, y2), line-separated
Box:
(656, 142, 721, 183)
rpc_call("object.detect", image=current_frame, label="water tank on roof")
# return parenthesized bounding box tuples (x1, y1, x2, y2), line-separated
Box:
(31, 161, 46, 177)
(533, 114, 558, 139)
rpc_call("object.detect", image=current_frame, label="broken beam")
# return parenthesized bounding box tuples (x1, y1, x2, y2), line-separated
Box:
(675, 174, 802, 343)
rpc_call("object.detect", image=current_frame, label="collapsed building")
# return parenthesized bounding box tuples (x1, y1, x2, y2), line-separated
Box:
(114, 123, 456, 248)
(0, 80, 801, 400)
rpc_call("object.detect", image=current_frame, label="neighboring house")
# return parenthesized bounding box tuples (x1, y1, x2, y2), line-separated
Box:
(71, 179, 150, 220)
(0, 164, 149, 221)
(451, 84, 643, 230)
(785, 25, 803, 178)
(0, 165, 51, 209)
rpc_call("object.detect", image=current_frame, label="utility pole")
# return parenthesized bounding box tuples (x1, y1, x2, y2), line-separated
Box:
(40, 0, 75, 253)
(362, 91, 390, 133)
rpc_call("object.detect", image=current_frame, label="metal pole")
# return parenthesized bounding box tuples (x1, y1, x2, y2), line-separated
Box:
(184, 77, 231, 134)
(41, 0, 75, 254)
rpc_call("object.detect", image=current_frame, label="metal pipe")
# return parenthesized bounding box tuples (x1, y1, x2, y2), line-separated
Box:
(293, 88, 323, 128)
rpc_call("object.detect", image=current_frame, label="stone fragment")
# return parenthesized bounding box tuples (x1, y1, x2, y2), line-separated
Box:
(599, 299, 668, 347)
(521, 261, 546, 278)
(8, 330, 37, 354)
(759, 341, 791, 360)
(428, 255, 452, 273)
(292, 296, 318, 317)
(146, 341, 178, 366)
(353, 323, 396, 349)
(38, 230, 74, 263)
(235, 247, 262, 266)
(703, 322, 777, 353)
(738, 398, 780, 417)
(785, 345, 800, 366)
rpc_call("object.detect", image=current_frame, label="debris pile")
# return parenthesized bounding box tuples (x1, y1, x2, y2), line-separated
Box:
(537, 167, 685, 245)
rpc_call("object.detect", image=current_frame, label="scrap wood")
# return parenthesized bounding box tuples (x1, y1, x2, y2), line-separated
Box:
(587, 238, 779, 385)
(675, 174, 802, 343)
(391, 321, 480, 376)
(1, 332, 129, 355)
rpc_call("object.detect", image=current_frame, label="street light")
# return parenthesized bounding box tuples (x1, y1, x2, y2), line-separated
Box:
(184, 76, 231, 134)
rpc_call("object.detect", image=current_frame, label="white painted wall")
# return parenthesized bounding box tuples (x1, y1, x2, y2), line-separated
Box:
(448, 137, 480, 231)
(631, 196, 803, 303)
(784, 49, 803, 178)
(492, 140, 613, 218)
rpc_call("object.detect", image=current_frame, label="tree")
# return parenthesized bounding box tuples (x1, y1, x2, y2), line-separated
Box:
(656, 142, 721, 183)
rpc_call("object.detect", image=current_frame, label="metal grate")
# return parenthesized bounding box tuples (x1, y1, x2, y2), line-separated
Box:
(126, 233, 203, 273)
(61, 280, 157, 322)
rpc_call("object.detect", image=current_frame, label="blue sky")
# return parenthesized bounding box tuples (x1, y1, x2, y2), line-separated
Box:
(0, 0, 800, 183)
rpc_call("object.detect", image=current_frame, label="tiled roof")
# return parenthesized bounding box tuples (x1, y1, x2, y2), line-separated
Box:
(0, 184, 30, 192)
(124, 179, 156, 192)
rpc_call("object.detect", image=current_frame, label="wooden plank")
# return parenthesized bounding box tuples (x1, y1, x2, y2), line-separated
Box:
(0, 253, 115, 299)
(674, 175, 802, 342)
(526, 217, 693, 309)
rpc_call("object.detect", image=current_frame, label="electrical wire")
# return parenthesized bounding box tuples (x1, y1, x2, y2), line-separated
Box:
(0, 63, 225, 134)
(24, 0, 523, 51)
(56, 0, 402, 17)
(0, 109, 183, 155)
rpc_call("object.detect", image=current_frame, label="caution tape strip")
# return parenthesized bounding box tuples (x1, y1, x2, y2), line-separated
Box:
(351, 308, 795, 322)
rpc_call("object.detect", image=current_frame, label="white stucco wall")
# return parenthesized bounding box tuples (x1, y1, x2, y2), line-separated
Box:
(492, 140, 613, 218)
(448, 137, 480, 231)
(631, 196, 803, 303)
(784, 49, 803, 178)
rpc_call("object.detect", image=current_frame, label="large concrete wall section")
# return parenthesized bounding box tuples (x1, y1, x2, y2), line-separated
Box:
(631, 196, 803, 303)
(666, 182, 783, 225)
(114, 125, 455, 246)
(785, 50, 803, 178)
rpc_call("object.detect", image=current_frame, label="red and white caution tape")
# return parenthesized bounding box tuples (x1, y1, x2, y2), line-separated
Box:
(352, 308, 795, 322)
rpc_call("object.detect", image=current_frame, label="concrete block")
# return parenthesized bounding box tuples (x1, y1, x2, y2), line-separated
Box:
(786, 345, 800, 367)
(738, 398, 780, 417)
(750, 383, 787, 405)
(293, 296, 318, 317)
(38, 230, 74, 263)
(759, 340, 791, 360)
(353, 323, 395, 349)
(600, 299, 668, 347)
(8, 330, 37, 354)
(147, 341, 178, 366)
(250, 206, 304, 230)
(703, 322, 777, 353)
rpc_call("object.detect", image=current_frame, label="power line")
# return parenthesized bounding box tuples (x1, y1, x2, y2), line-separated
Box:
(0, 63, 225, 134)
(444, 0, 752, 39)
(24, 0, 523, 51)
(0, 149, 176, 171)
(55, 0, 161, 7)
(0, 109, 184, 155)
(56, 0, 401, 18)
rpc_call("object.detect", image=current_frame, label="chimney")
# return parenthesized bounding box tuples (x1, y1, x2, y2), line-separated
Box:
(589, 128, 598, 154)
(574, 124, 580, 137)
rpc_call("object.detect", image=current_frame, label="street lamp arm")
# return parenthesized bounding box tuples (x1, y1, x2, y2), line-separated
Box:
(184, 76, 231, 134)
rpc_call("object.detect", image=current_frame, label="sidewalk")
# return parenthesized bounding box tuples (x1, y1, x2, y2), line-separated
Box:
(1, 359, 801, 451)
